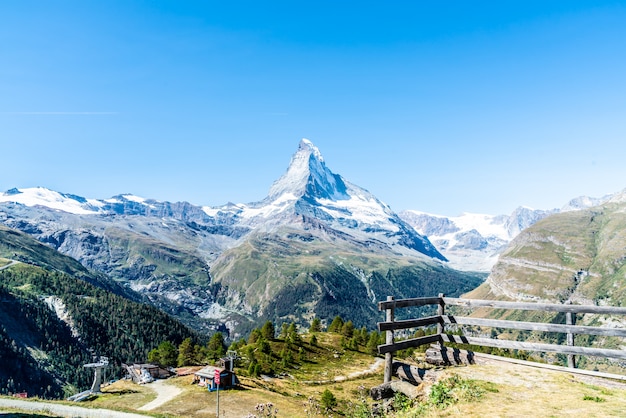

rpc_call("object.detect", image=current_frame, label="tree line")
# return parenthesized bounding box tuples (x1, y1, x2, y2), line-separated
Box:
(145, 314, 386, 378)
(0, 263, 199, 398)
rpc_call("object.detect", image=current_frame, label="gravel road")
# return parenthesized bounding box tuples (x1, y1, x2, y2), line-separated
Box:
(138, 378, 183, 411)
(0, 397, 148, 418)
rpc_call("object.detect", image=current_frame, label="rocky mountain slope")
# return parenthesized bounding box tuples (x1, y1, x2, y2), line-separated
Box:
(0, 139, 482, 336)
(469, 190, 626, 307)
(0, 226, 199, 398)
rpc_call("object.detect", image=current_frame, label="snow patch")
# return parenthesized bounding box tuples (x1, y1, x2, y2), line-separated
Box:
(121, 194, 147, 203)
(0, 187, 98, 215)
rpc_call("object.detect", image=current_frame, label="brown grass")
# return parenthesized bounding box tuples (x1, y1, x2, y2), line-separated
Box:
(403, 359, 626, 418)
(14, 330, 626, 418)
(7, 355, 626, 417)
(91, 358, 626, 418)
(92, 379, 157, 412)
(96, 361, 383, 418)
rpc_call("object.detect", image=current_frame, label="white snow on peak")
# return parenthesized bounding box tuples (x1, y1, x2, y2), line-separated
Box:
(300, 138, 323, 161)
(121, 194, 147, 203)
(202, 207, 221, 217)
(240, 193, 298, 219)
(267, 139, 317, 199)
(203, 202, 247, 217)
(267, 138, 346, 201)
(452, 212, 510, 240)
(404, 209, 509, 240)
(605, 189, 626, 204)
(0, 187, 98, 215)
(318, 192, 398, 232)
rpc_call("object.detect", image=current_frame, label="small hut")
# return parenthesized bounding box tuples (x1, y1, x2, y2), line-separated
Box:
(193, 366, 238, 391)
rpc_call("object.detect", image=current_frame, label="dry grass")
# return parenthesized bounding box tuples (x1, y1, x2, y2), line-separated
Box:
(8, 355, 626, 417)
(95, 359, 384, 418)
(17, 330, 622, 418)
(91, 379, 157, 412)
(90, 359, 626, 418)
(412, 359, 626, 418)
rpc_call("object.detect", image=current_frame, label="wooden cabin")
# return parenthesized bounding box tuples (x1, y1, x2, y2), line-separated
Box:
(193, 366, 238, 391)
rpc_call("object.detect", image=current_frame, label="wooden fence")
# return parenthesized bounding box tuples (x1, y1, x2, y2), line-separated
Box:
(377, 294, 626, 383)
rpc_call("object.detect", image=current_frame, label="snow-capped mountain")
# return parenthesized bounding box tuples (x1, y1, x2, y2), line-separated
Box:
(1, 139, 443, 260)
(2, 139, 617, 335)
(267, 138, 350, 202)
(0, 187, 104, 214)
(0, 139, 469, 335)
(400, 194, 615, 272)
(400, 209, 553, 272)
(219, 139, 445, 260)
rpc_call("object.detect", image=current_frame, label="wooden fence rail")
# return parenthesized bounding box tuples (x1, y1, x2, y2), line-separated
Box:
(377, 294, 626, 382)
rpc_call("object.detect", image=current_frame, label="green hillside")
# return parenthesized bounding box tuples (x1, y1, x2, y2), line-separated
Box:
(0, 227, 204, 399)
(461, 201, 626, 370)
(0, 224, 138, 300)
(483, 201, 626, 305)
(212, 228, 485, 331)
(100, 226, 212, 288)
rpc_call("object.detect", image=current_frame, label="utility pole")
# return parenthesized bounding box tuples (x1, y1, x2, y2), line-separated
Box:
(214, 369, 221, 417)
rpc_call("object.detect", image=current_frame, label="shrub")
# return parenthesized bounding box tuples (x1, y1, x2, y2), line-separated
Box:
(321, 388, 337, 411)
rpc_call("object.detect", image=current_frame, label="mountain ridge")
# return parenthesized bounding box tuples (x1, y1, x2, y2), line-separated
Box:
(2, 139, 618, 336)
(0, 140, 481, 336)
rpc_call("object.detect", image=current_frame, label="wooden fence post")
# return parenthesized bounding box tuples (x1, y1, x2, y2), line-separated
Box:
(384, 296, 395, 383)
(437, 293, 445, 349)
(566, 309, 576, 369)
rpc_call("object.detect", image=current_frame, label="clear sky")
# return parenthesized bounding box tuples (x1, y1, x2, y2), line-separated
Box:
(1, 1, 625, 217)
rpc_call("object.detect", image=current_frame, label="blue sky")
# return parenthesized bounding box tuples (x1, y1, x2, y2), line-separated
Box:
(1, 1, 625, 216)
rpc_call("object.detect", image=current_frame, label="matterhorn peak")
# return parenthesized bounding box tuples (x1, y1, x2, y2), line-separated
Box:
(267, 139, 349, 201)
(299, 138, 324, 161)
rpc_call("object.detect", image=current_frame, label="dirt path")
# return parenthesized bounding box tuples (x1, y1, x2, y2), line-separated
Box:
(137, 378, 183, 411)
(0, 259, 19, 271)
(0, 397, 147, 418)
(301, 357, 384, 384)
(336, 357, 384, 381)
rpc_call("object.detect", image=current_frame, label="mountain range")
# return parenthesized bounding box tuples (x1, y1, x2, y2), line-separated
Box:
(399, 194, 612, 272)
(467, 190, 626, 307)
(1, 139, 620, 336)
(0, 139, 483, 337)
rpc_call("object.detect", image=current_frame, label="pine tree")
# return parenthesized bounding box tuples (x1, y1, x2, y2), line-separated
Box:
(149, 344, 159, 364)
(156, 341, 178, 367)
(248, 328, 261, 344)
(287, 322, 301, 344)
(357, 326, 368, 345)
(261, 320, 275, 340)
(321, 389, 337, 411)
(207, 332, 226, 361)
(309, 317, 322, 333)
(177, 337, 196, 367)
(328, 316, 344, 333)
(341, 320, 354, 338)
(367, 331, 380, 355)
